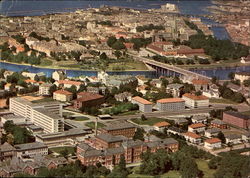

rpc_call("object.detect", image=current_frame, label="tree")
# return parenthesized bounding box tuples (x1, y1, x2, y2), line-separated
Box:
(60, 148, 69, 158)
(243, 79, 250, 87)
(217, 131, 226, 144)
(228, 72, 235, 80)
(141, 114, 147, 121)
(114, 50, 122, 59)
(179, 156, 201, 178)
(195, 90, 202, 96)
(161, 78, 169, 88)
(133, 128, 145, 141)
(108, 154, 129, 178)
(49, 84, 57, 96)
(100, 52, 108, 60)
(107, 36, 117, 47)
(111, 41, 125, 50)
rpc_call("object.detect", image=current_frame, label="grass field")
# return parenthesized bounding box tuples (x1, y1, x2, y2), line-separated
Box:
(118, 110, 139, 116)
(196, 159, 216, 178)
(209, 98, 237, 104)
(108, 61, 148, 71)
(39, 58, 53, 66)
(131, 117, 166, 126)
(85, 122, 105, 129)
(241, 110, 250, 116)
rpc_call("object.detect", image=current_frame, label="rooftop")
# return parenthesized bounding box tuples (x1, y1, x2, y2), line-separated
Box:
(57, 80, 82, 86)
(182, 93, 208, 100)
(157, 98, 184, 103)
(205, 128, 221, 134)
(76, 92, 104, 102)
(132, 96, 152, 105)
(183, 132, 201, 139)
(36, 129, 88, 140)
(96, 133, 127, 143)
(15, 142, 47, 151)
(189, 123, 206, 129)
(54, 90, 73, 95)
(205, 138, 221, 144)
(102, 121, 136, 131)
(192, 79, 209, 85)
(211, 119, 226, 125)
(154, 121, 170, 127)
(33, 108, 62, 120)
(224, 111, 250, 120)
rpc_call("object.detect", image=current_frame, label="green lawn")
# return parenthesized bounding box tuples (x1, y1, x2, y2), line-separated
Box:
(131, 117, 166, 126)
(196, 159, 216, 178)
(39, 58, 53, 66)
(72, 116, 89, 121)
(161, 170, 181, 178)
(108, 61, 148, 71)
(49, 146, 75, 155)
(209, 98, 237, 104)
(85, 122, 105, 129)
(63, 112, 74, 118)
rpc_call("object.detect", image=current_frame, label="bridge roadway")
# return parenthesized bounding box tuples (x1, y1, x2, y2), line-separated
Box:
(132, 55, 211, 80)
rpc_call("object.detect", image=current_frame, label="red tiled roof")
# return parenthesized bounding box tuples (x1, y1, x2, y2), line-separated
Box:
(153, 41, 173, 46)
(184, 132, 201, 139)
(132, 96, 152, 105)
(76, 92, 104, 102)
(57, 80, 82, 86)
(54, 90, 72, 95)
(205, 138, 221, 144)
(183, 93, 208, 100)
(177, 48, 204, 55)
(192, 79, 209, 85)
(157, 98, 185, 103)
(154, 121, 170, 127)
(189, 123, 206, 129)
(147, 44, 165, 53)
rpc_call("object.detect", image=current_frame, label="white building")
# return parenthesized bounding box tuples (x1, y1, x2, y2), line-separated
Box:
(52, 70, 66, 81)
(225, 134, 242, 145)
(39, 83, 53, 96)
(182, 93, 209, 108)
(191, 115, 207, 124)
(131, 96, 152, 113)
(53, 90, 73, 102)
(9, 97, 63, 133)
(234, 72, 250, 83)
(204, 138, 222, 150)
(205, 128, 221, 138)
(183, 132, 201, 144)
(156, 98, 185, 111)
(188, 123, 206, 133)
(14, 142, 48, 158)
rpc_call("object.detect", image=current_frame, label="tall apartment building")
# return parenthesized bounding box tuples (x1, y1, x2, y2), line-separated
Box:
(131, 96, 152, 112)
(156, 98, 185, 111)
(9, 97, 63, 133)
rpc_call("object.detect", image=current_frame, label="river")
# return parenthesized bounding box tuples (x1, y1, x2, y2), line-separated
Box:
(0, 0, 247, 79)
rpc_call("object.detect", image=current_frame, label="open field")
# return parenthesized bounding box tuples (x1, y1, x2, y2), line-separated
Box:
(209, 98, 237, 104)
(85, 121, 105, 129)
(131, 117, 166, 126)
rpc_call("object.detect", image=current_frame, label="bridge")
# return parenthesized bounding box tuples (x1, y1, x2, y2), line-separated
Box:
(132, 55, 211, 81)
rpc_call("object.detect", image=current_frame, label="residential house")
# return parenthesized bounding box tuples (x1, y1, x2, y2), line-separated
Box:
(192, 79, 209, 91)
(211, 119, 227, 129)
(114, 92, 133, 102)
(39, 83, 52, 96)
(204, 138, 222, 149)
(53, 90, 73, 102)
(166, 84, 184, 97)
(154, 121, 170, 132)
(52, 70, 66, 81)
(54, 80, 83, 90)
(225, 134, 242, 145)
(188, 123, 206, 134)
(191, 115, 207, 124)
(242, 132, 250, 143)
(14, 142, 48, 158)
(205, 128, 221, 138)
(0, 142, 16, 161)
(183, 132, 202, 144)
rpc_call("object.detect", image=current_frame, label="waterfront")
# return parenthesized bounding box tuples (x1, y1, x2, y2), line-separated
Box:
(0, 61, 249, 80)
(0, 0, 229, 40)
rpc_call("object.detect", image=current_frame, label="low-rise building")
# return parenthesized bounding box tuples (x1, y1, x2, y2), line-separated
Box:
(156, 98, 185, 111)
(99, 121, 137, 138)
(53, 90, 73, 102)
(188, 123, 206, 133)
(14, 142, 48, 158)
(93, 133, 126, 149)
(205, 128, 221, 138)
(204, 138, 222, 149)
(242, 132, 250, 143)
(55, 80, 83, 90)
(131, 96, 152, 112)
(39, 83, 53, 96)
(191, 79, 209, 91)
(182, 93, 209, 108)
(154, 121, 170, 132)
(74, 92, 105, 109)
(52, 70, 66, 81)
(225, 134, 242, 145)
(0, 142, 16, 161)
(114, 92, 133, 102)
(234, 72, 250, 83)
(223, 111, 250, 129)
(211, 119, 227, 129)
(183, 132, 201, 144)
(166, 84, 184, 97)
(191, 115, 207, 124)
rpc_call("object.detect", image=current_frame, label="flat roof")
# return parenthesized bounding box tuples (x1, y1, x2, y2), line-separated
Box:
(33, 108, 62, 120)
(36, 129, 88, 140)
(15, 142, 47, 151)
